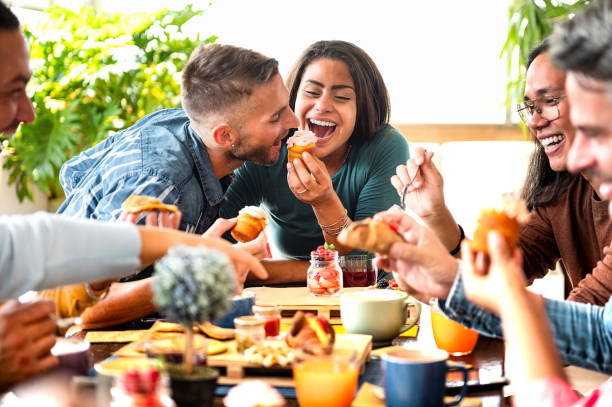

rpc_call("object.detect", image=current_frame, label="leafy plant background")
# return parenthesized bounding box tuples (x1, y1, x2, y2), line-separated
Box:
(2, 5, 216, 201)
(501, 0, 591, 112)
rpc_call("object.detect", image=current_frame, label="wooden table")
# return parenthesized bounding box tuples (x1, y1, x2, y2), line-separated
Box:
(78, 305, 507, 407)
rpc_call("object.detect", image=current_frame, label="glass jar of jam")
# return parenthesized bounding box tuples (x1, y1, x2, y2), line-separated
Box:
(234, 316, 265, 353)
(307, 247, 342, 296)
(252, 305, 281, 338)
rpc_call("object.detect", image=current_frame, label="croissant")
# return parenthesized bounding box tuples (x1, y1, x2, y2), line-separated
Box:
(337, 218, 404, 254)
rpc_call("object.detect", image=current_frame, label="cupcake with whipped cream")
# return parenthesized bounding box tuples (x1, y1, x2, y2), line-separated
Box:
(231, 206, 268, 243)
(286, 130, 317, 162)
(223, 380, 285, 407)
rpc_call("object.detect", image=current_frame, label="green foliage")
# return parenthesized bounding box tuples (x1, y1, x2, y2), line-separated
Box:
(501, 0, 590, 114)
(3, 5, 216, 201)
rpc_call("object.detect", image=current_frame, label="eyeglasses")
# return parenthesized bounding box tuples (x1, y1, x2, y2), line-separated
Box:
(517, 95, 567, 124)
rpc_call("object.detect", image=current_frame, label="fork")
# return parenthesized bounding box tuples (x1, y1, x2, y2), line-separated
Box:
(400, 167, 420, 207)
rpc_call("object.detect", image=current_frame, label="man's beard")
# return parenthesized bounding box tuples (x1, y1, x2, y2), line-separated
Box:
(229, 134, 280, 166)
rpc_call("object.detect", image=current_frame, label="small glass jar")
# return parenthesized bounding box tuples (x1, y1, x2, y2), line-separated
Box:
(307, 250, 343, 296)
(252, 305, 281, 338)
(234, 315, 265, 353)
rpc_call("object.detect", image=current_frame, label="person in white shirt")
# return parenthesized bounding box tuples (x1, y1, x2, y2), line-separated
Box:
(0, 1, 266, 390)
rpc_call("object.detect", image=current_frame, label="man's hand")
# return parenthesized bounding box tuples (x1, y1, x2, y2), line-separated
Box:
(461, 231, 526, 314)
(373, 209, 458, 300)
(0, 300, 58, 391)
(118, 210, 182, 229)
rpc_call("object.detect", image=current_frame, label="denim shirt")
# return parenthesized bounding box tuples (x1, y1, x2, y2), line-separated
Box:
(440, 262, 612, 374)
(58, 108, 231, 235)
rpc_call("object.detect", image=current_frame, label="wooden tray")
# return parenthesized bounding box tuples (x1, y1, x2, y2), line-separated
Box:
(208, 333, 372, 387)
(246, 287, 368, 323)
(245, 287, 419, 325)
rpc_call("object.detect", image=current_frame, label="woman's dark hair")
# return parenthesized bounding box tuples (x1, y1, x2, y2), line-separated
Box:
(285, 40, 390, 142)
(520, 38, 575, 210)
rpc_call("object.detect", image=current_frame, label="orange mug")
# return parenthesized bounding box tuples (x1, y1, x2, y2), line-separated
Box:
(430, 306, 478, 356)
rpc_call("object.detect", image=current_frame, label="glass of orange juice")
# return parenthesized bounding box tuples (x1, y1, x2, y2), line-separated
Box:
(293, 348, 358, 407)
(430, 306, 479, 356)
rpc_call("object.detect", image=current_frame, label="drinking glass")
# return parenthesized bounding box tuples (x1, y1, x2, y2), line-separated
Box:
(430, 306, 479, 356)
(293, 348, 358, 407)
(339, 254, 377, 287)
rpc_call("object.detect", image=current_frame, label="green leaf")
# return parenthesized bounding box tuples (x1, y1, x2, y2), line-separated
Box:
(6, 4, 214, 202)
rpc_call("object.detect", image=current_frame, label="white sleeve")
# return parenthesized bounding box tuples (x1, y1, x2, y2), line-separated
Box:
(0, 212, 141, 300)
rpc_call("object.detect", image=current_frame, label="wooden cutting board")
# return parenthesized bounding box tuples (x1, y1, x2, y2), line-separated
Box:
(208, 333, 372, 387)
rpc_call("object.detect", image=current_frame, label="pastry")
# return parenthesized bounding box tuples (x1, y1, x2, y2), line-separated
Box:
(231, 206, 268, 243)
(121, 195, 178, 214)
(286, 130, 317, 162)
(223, 380, 285, 407)
(285, 311, 335, 355)
(471, 196, 529, 254)
(337, 217, 404, 254)
(198, 321, 235, 340)
(243, 344, 294, 367)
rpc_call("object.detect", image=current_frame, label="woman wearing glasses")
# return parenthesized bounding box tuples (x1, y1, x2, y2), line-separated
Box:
(393, 38, 612, 306)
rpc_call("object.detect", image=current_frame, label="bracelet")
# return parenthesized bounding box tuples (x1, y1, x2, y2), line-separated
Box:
(321, 217, 350, 236)
(449, 224, 465, 256)
(85, 283, 110, 302)
(318, 209, 348, 228)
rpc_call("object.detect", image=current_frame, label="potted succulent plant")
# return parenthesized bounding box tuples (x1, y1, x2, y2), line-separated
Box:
(151, 245, 237, 407)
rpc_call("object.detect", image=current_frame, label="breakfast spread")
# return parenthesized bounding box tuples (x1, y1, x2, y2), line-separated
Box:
(286, 130, 317, 162)
(471, 196, 529, 254)
(243, 343, 294, 367)
(231, 206, 268, 243)
(337, 217, 404, 254)
(285, 311, 335, 355)
(121, 195, 178, 214)
(307, 244, 342, 296)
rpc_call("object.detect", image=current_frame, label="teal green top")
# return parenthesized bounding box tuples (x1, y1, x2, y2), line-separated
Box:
(220, 125, 410, 259)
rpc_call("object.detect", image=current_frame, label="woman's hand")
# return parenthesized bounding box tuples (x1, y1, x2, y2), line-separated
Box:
(373, 209, 458, 300)
(287, 152, 335, 206)
(391, 147, 461, 252)
(460, 231, 526, 314)
(391, 147, 446, 219)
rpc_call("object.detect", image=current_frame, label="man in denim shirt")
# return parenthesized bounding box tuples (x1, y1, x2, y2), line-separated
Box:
(376, 0, 612, 376)
(58, 43, 298, 237)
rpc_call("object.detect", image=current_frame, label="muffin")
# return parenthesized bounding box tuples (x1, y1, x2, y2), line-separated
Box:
(223, 380, 285, 407)
(470, 196, 529, 254)
(231, 206, 268, 243)
(286, 130, 317, 162)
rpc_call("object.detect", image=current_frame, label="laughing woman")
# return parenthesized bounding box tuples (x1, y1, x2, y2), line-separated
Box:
(220, 40, 410, 284)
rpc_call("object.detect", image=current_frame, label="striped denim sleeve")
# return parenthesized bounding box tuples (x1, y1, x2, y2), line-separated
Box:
(439, 264, 504, 339)
(92, 174, 180, 222)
